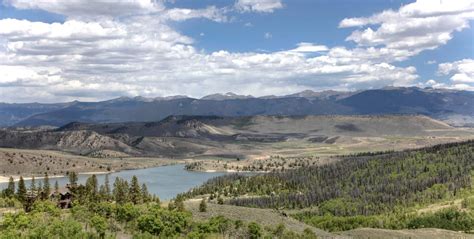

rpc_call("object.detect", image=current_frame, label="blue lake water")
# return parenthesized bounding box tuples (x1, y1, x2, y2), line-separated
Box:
(0, 164, 228, 200)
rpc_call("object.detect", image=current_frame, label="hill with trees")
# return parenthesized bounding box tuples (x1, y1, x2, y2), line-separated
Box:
(182, 141, 474, 232)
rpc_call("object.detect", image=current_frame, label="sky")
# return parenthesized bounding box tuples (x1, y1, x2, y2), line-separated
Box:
(0, 0, 473, 103)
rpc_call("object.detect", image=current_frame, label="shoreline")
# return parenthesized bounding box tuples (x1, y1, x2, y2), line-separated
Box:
(0, 162, 184, 184)
(203, 169, 266, 173)
(0, 161, 184, 183)
(0, 171, 112, 184)
(0, 174, 66, 184)
(0, 162, 256, 184)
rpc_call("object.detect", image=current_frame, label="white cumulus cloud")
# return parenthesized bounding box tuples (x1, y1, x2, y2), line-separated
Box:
(340, 0, 474, 60)
(235, 0, 283, 13)
(438, 59, 474, 83)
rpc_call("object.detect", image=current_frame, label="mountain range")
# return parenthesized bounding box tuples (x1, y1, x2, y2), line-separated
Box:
(1, 87, 473, 127)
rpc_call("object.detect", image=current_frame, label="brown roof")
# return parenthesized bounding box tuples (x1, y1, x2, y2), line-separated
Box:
(50, 187, 71, 196)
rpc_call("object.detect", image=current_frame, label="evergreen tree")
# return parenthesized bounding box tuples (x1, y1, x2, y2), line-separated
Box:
(129, 176, 141, 204)
(85, 174, 98, 201)
(43, 173, 50, 199)
(38, 181, 43, 196)
(104, 174, 111, 199)
(99, 185, 107, 201)
(69, 171, 78, 185)
(174, 197, 185, 212)
(140, 183, 151, 203)
(168, 201, 175, 211)
(54, 181, 59, 193)
(113, 178, 128, 204)
(199, 198, 207, 212)
(6, 176, 15, 198)
(17, 176, 27, 203)
(30, 176, 37, 193)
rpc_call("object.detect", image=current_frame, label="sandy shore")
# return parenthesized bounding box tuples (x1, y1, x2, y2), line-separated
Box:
(0, 171, 111, 183)
(78, 171, 110, 175)
(203, 169, 266, 173)
(0, 175, 65, 183)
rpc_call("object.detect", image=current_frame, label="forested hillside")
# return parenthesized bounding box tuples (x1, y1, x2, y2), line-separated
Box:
(182, 141, 474, 231)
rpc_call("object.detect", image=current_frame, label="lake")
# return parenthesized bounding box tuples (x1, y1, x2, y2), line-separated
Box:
(0, 164, 229, 200)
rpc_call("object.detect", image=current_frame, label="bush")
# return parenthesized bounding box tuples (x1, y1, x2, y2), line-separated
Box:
(91, 214, 108, 238)
(116, 203, 140, 222)
(248, 222, 262, 239)
(31, 200, 61, 216)
(137, 207, 190, 237)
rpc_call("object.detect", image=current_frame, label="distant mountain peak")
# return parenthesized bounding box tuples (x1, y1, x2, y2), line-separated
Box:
(107, 96, 132, 103)
(156, 95, 189, 101)
(201, 92, 254, 100)
(285, 89, 355, 100)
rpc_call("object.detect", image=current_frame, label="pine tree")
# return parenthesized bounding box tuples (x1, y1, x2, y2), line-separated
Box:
(129, 176, 141, 204)
(54, 181, 59, 193)
(43, 173, 50, 199)
(38, 181, 43, 196)
(85, 174, 98, 201)
(17, 176, 27, 203)
(99, 185, 107, 201)
(104, 174, 111, 199)
(113, 177, 127, 204)
(141, 183, 151, 203)
(174, 197, 185, 211)
(199, 198, 207, 212)
(69, 171, 78, 185)
(6, 176, 15, 198)
(30, 176, 37, 193)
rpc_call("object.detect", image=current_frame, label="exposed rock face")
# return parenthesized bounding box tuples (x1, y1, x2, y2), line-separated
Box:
(0, 129, 135, 155)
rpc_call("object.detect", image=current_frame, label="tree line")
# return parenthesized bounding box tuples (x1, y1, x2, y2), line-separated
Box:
(1, 172, 156, 211)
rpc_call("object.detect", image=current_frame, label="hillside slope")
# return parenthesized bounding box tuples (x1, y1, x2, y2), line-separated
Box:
(1, 115, 471, 159)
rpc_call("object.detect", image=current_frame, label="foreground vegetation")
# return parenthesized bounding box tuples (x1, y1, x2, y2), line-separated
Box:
(182, 141, 474, 232)
(0, 173, 316, 238)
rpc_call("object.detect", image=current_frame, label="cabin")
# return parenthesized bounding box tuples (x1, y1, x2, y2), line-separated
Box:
(50, 188, 73, 209)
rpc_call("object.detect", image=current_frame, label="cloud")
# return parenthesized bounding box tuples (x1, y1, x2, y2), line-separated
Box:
(339, 0, 474, 60)
(161, 6, 228, 22)
(0, 15, 419, 102)
(3, 0, 164, 19)
(438, 59, 474, 83)
(8, 0, 472, 103)
(290, 43, 328, 53)
(235, 0, 283, 13)
(264, 32, 272, 39)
